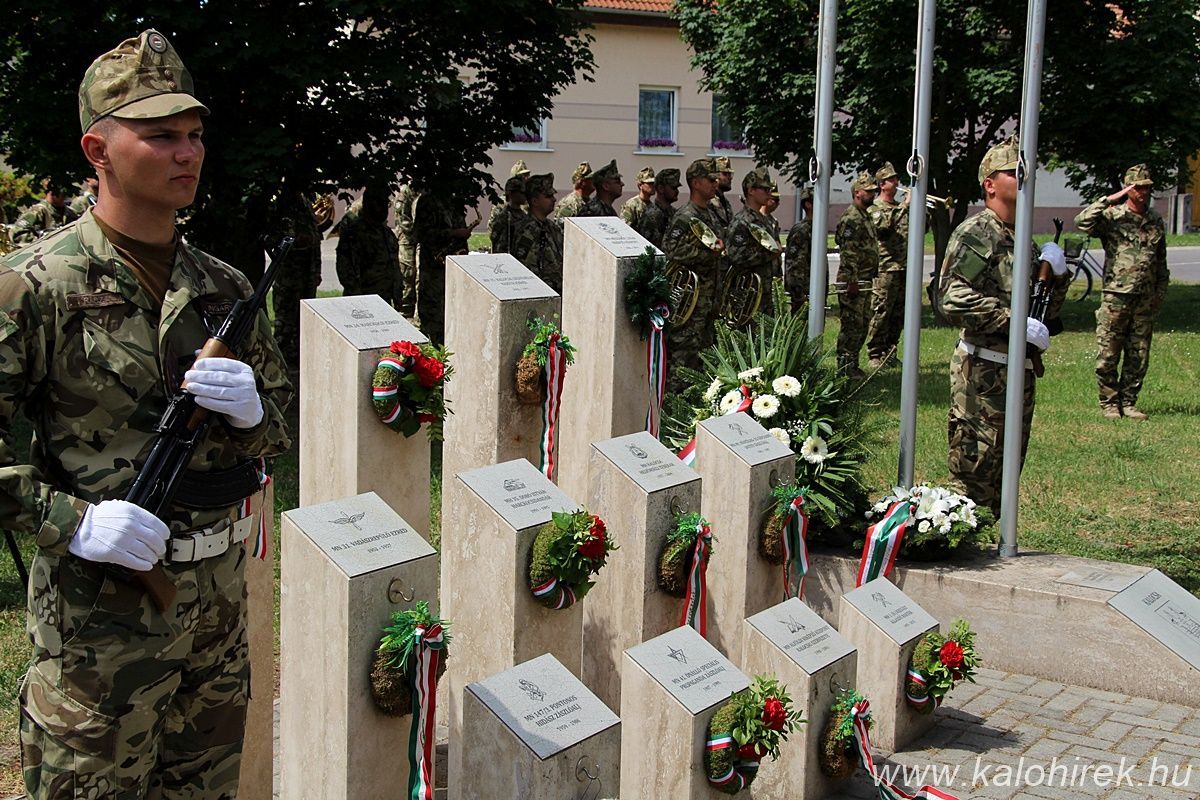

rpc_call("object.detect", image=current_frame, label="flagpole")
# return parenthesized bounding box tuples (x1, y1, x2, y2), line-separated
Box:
(807, 0, 838, 340)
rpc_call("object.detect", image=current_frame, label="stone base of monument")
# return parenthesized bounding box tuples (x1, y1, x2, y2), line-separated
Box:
(837, 579, 937, 753)
(741, 598, 858, 800)
(461, 654, 620, 800)
(805, 551, 1200, 703)
(620, 626, 751, 799)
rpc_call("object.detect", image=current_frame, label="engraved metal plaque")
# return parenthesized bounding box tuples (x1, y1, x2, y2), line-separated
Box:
(467, 654, 619, 761)
(747, 598, 856, 675)
(284, 491, 436, 577)
(626, 626, 750, 715)
(304, 295, 427, 351)
(448, 253, 557, 301)
(592, 432, 697, 494)
(1108, 570, 1200, 671)
(568, 217, 661, 259)
(699, 412, 793, 467)
(843, 579, 938, 645)
(1055, 566, 1146, 593)
(457, 459, 579, 532)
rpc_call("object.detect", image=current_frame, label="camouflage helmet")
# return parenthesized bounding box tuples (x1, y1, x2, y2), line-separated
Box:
(655, 168, 682, 189)
(875, 161, 898, 182)
(635, 166, 657, 184)
(686, 158, 720, 181)
(1123, 163, 1153, 187)
(526, 173, 556, 196)
(79, 30, 209, 133)
(503, 175, 527, 195)
(741, 166, 773, 193)
(510, 160, 531, 178)
(714, 155, 734, 174)
(587, 159, 622, 183)
(850, 171, 879, 193)
(571, 162, 592, 184)
(978, 135, 1020, 184)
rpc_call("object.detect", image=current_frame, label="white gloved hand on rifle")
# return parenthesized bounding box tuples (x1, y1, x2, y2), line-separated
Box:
(185, 357, 264, 429)
(1026, 317, 1051, 352)
(69, 499, 169, 571)
(1039, 242, 1068, 276)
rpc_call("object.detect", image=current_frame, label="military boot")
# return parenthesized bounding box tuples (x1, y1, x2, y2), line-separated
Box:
(1100, 404, 1122, 420)
(1122, 405, 1148, 421)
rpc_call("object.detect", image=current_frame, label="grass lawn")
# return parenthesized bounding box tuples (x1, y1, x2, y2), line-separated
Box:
(0, 282, 1194, 788)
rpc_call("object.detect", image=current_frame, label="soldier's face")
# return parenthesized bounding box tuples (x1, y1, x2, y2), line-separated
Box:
(530, 191, 555, 216)
(691, 175, 718, 202)
(986, 169, 1017, 206)
(718, 172, 733, 192)
(659, 184, 679, 203)
(1127, 184, 1151, 213)
(746, 186, 771, 208)
(103, 111, 205, 211)
(880, 176, 899, 198)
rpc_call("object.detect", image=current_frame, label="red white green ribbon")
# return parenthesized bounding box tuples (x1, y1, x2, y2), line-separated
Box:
(678, 437, 697, 467)
(730, 384, 753, 415)
(644, 303, 669, 437)
(241, 457, 271, 561)
(851, 699, 960, 800)
(705, 732, 759, 791)
(375, 357, 409, 425)
(538, 333, 568, 481)
(407, 622, 446, 800)
(782, 494, 810, 600)
(856, 499, 912, 586)
(681, 522, 712, 636)
(531, 577, 577, 610)
(905, 668, 940, 712)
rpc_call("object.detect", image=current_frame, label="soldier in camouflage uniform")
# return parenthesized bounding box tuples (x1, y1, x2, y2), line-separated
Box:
(709, 155, 735, 236)
(1074, 164, 1169, 420)
(765, 182, 782, 238)
(511, 173, 564, 293)
(267, 186, 328, 368)
(939, 136, 1069, 514)
(725, 167, 782, 317)
(69, 175, 99, 216)
(394, 183, 420, 318)
(834, 172, 880, 377)
(865, 161, 909, 367)
(488, 175, 528, 254)
(638, 168, 680, 248)
(414, 193, 475, 344)
(10, 180, 78, 243)
(664, 158, 726, 393)
(784, 185, 817, 312)
(620, 167, 656, 230)
(1, 30, 292, 797)
(337, 183, 401, 306)
(581, 160, 624, 217)
(553, 162, 593, 220)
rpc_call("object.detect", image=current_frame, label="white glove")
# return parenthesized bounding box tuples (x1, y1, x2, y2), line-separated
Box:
(185, 357, 264, 429)
(69, 500, 169, 571)
(1026, 317, 1050, 352)
(1039, 242, 1068, 276)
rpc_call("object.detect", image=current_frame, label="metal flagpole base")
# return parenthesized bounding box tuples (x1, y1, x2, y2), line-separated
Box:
(998, 542, 1019, 558)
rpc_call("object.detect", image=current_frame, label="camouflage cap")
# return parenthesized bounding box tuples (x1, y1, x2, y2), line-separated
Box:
(1123, 163, 1153, 187)
(714, 155, 734, 174)
(510, 160, 531, 178)
(655, 168, 682, 188)
(571, 162, 592, 184)
(770, 181, 781, 199)
(742, 166, 773, 193)
(686, 157, 720, 181)
(798, 184, 814, 203)
(504, 175, 527, 194)
(875, 161, 898, 182)
(978, 135, 1020, 183)
(635, 166, 657, 184)
(79, 30, 209, 133)
(526, 173, 556, 196)
(850, 171, 879, 193)
(587, 159, 622, 183)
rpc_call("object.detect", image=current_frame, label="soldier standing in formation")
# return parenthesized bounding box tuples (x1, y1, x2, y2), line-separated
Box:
(511, 173, 564, 293)
(553, 162, 593, 219)
(834, 172, 880, 377)
(581, 160, 624, 217)
(414, 193, 475, 344)
(488, 174, 528, 254)
(0, 30, 292, 795)
(938, 136, 1069, 514)
(69, 174, 100, 215)
(10, 179, 78, 243)
(1074, 163, 1169, 420)
(620, 167, 656, 231)
(725, 166, 783, 316)
(336, 183, 401, 306)
(394, 183, 420, 318)
(765, 182, 782, 238)
(709, 155, 735, 235)
(268, 186, 329, 369)
(784, 185, 816, 312)
(638, 168, 680, 249)
(865, 161, 909, 368)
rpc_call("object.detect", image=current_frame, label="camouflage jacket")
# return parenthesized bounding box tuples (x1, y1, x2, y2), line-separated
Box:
(726, 206, 782, 275)
(265, 190, 324, 280)
(835, 204, 879, 285)
(939, 208, 1069, 350)
(510, 215, 564, 294)
(784, 219, 814, 296)
(413, 195, 469, 266)
(69, 192, 97, 217)
(1074, 199, 1169, 297)
(0, 211, 293, 551)
(620, 196, 650, 231)
(553, 192, 587, 220)
(394, 185, 419, 262)
(11, 200, 78, 244)
(869, 197, 909, 273)
(663, 201, 725, 279)
(637, 200, 676, 249)
(488, 204, 528, 254)
(581, 196, 617, 218)
(710, 193, 734, 236)
(336, 207, 400, 295)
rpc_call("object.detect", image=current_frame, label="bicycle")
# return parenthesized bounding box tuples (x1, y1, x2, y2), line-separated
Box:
(1060, 231, 1103, 301)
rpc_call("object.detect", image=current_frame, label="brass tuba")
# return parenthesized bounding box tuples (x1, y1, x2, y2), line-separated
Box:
(311, 193, 335, 228)
(666, 263, 700, 327)
(718, 267, 763, 328)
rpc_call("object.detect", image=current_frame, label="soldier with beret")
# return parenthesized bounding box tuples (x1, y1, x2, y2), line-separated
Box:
(835, 171, 881, 377)
(784, 185, 818, 312)
(620, 166, 656, 231)
(726, 166, 783, 317)
(488, 174, 529, 254)
(938, 135, 1069, 514)
(638, 168, 681, 249)
(553, 161, 593, 219)
(1, 30, 292, 795)
(511, 173, 564, 293)
(582, 160, 624, 217)
(865, 161, 909, 368)
(9, 179, 78, 243)
(709, 155, 735, 236)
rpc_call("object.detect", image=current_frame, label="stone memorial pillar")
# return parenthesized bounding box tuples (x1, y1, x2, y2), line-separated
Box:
(693, 412, 796, 661)
(462, 654, 621, 800)
(741, 598, 858, 800)
(621, 626, 751, 799)
(838, 578, 939, 751)
(447, 458, 583, 800)
(558, 217, 661, 504)
(279, 492, 439, 799)
(237, 482, 275, 800)
(583, 431, 701, 711)
(299, 295, 432, 538)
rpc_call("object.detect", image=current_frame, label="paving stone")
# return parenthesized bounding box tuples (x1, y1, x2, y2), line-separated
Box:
(1024, 680, 1066, 699)
(1090, 720, 1134, 742)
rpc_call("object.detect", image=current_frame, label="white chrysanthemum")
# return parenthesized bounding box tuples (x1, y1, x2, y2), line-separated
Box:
(918, 519, 931, 533)
(772, 375, 801, 397)
(719, 389, 743, 414)
(752, 394, 781, 419)
(800, 435, 828, 464)
(703, 378, 723, 403)
(768, 427, 789, 444)
(737, 366, 764, 382)
(873, 501, 887, 514)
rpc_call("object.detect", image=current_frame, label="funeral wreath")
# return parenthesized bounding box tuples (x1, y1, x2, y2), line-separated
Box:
(906, 618, 980, 713)
(819, 687, 869, 780)
(370, 601, 450, 716)
(704, 675, 804, 794)
(514, 316, 576, 404)
(528, 509, 616, 609)
(371, 340, 453, 440)
(866, 484, 995, 561)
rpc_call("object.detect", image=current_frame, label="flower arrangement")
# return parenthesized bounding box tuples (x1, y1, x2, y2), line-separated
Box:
(658, 512, 713, 596)
(624, 246, 674, 339)
(528, 510, 617, 610)
(819, 688, 869, 780)
(370, 600, 450, 716)
(704, 676, 804, 794)
(866, 484, 995, 560)
(371, 340, 453, 440)
(906, 618, 980, 713)
(514, 316, 576, 404)
(511, 131, 543, 144)
(713, 140, 751, 151)
(639, 137, 676, 149)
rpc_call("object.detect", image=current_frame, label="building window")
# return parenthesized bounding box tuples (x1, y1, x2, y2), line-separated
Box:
(638, 87, 678, 151)
(503, 119, 549, 150)
(711, 95, 750, 155)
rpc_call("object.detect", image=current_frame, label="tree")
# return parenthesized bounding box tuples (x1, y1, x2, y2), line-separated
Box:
(0, 1, 594, 275)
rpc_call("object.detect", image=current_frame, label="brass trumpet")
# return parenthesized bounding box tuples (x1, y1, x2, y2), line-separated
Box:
(311, 193, 335, 228)
(666, 263, 700, 327)
(898, 187, 954, 212)
(718, 267, 763, 327)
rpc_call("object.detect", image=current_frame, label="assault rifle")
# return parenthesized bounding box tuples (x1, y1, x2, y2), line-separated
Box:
(123, 235, 295, 611)
(1028, 218, 1064, 378)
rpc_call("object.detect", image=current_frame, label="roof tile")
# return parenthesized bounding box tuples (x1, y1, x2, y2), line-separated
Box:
(586, 0, 674, 14)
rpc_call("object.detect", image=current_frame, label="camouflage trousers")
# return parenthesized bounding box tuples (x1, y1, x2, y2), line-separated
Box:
(785, 261, 811, 314)
(947, 346, 1035, 516)
(1096, 290, 1158, 410)
(397, 246, 417, 319)
(417, 256, 446, 345)
(835, 291, 871, 372)
(866, 269, 905, 362)
(21, 540, 249, 799)
(666, 278, 719, 396)
(272, 248, 321, 369)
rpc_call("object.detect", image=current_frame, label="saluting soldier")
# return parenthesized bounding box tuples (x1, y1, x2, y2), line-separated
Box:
(725, 166, 783, 317)
(784, 185, 818, 312)
(581, 160, 624, 217)
(638, 168, 681, 248)
(709, 155, 735, 236)
(621, 167, 656, 230)
(10, 179, 78, 243)
(865, 161, 909, 368)
(834, 171, 880, 377)
(553, 162, 593, 219)
(488, 174, 529, 254)
(511, 173, 564, 293)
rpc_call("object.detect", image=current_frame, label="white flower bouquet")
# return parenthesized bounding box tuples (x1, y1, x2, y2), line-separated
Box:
(866, 484, 996, 559)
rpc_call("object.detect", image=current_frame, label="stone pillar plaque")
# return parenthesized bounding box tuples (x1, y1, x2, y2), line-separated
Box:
(279, 492, 439, 799)
(557, 218, 662, 505)
(694, 412, 796, 661)
(462, 654, 621, 800)
(838, 578, 939, 751)
(299, 295, 432, 539)
(583, 431, 701, 711)
(741, 598, 858, 799)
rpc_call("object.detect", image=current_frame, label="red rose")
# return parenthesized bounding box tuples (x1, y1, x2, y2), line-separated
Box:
(737, 742, 766, 761)
(589, 515, 606, 539)
(939, 641, 965, 670)
(390, 340, 422, 359)
(761, 697, 787, 731)
(577, 525, 607, 561)
(417, 413, 438, 423)
(413, 355, 446, 388)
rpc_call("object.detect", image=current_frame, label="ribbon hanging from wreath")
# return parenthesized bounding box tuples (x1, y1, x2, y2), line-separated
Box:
(624, 247, 674, 439)
(528, 510, 615, 610)
(658, 513, 714, 637)
(905, 619, 979, 714)
(407, 621, 446, 800)
(856, 498, 912, 586)
(539, 332, 569, 481)
(681, 522, 712, 634)
(644, 302, 669, 437)
(515, 318, 576, 481)
(781, 493, 810, 600)
(371, 341, 452, 440)
(850, 699, 961, 800)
